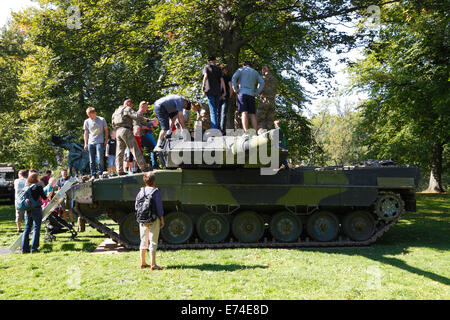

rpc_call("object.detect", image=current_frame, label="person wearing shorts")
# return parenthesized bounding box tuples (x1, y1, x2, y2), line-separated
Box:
(232, 61, 265, 133)
(137, 172, 165, 270)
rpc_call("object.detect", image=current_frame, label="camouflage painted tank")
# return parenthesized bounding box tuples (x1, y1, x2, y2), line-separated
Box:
(67, 128, 420, 249)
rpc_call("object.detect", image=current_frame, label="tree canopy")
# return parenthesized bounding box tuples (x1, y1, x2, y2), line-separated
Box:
(0, 0, 447, 192)
(350, 0, 449, 191)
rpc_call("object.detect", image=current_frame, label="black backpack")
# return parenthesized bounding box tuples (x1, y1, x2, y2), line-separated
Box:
(135, 187, 158, 224)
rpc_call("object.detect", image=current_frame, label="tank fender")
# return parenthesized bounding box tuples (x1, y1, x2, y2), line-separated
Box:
(67, 181, 93, 204)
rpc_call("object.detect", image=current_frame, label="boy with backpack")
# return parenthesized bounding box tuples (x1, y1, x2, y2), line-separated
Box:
(135, 171, 165, 269)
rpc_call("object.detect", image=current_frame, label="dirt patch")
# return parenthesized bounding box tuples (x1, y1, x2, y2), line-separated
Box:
(92, 238, 130, 254)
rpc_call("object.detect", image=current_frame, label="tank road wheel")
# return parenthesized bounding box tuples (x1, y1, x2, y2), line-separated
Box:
(119, 213, 140, 247)
(161, 212, 193, 244)
(375, 192, 405, 222)
(75, 202, 103, 218)
(306, 211, 340, 242)
(270, 211, 302, 242)
(342, 211, 376, 241)
(232, 211, 265, 243)
(196, 213, 230, 243)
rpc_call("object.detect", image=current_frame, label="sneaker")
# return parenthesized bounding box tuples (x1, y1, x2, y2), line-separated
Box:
(89, 176, 96, 182)
(118, 172, 127, 176)
(153, 145, 163, 152)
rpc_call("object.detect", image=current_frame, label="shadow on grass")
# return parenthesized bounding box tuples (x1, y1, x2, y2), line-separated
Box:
(318, 244, 450, 286)
(40, 239, 103, 253)
(165, 263, 268, 272)
(0, 204, 15, 223)
(315, 195, 450, 286)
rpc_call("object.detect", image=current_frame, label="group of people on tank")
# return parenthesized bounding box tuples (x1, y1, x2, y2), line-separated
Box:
(82, 56, 280, 179)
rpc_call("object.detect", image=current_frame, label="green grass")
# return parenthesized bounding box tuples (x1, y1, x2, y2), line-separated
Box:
(0, 194, 448, 300)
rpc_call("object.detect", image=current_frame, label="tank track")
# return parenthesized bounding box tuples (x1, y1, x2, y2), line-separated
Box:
(74, 202, 403, 251)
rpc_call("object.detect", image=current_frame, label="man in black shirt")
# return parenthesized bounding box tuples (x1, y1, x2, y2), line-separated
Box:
(201, 56, 226, 130)
(219, 65, 233, 134)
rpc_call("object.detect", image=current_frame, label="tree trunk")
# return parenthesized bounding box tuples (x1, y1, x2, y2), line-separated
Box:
(426, 142, 445, 192)
(226, 57, 238, 131)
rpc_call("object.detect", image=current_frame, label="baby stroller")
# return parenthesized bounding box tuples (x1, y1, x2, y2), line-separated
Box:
(44, 207, 78, 242)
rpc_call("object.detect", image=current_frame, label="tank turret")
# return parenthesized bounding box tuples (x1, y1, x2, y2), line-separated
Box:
(157, 128, 288, 171)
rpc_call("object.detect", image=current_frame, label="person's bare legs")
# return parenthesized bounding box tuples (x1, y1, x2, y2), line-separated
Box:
(150, 250, 163, 270)
(241, 111, 249, 132)
(140, 249, 150, 268)
(249, 114, 258, 133)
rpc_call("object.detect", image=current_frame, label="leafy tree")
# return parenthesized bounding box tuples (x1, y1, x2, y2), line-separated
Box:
(0, 0, 165, 168)
(350, 0, 449, 191)
(151, 0, 397, 161)
(0, 0, 401, 168)
(309, 98, 368, 166)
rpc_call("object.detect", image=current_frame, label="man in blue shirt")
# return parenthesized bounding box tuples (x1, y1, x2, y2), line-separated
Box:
(232, 61, 265, 133)
(153, 94, 200, 152)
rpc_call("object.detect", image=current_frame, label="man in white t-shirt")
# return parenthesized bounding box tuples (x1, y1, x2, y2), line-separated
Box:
(83, 107, 108, 179)
(13, 169, 28, 232)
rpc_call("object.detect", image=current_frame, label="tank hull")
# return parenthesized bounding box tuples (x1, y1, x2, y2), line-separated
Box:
(69, 165, 419, 249)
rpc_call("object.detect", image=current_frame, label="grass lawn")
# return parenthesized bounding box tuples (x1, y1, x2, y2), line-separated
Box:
(0, 193, 448, 300)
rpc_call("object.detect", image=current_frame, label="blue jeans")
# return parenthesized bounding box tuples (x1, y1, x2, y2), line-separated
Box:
(21, 208, 42, 253)
(207, 95, 221, 130)
(88, 143, 104, 176)
(107, 155, 116, 169)
(220, 98, 228, 133)
(142, 133, 158, 167)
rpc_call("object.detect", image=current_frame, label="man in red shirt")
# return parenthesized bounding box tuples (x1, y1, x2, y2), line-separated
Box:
(40, 170, 52, 186)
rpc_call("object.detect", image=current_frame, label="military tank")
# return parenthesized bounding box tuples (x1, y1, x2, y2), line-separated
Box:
(67, 129, 419, 249)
